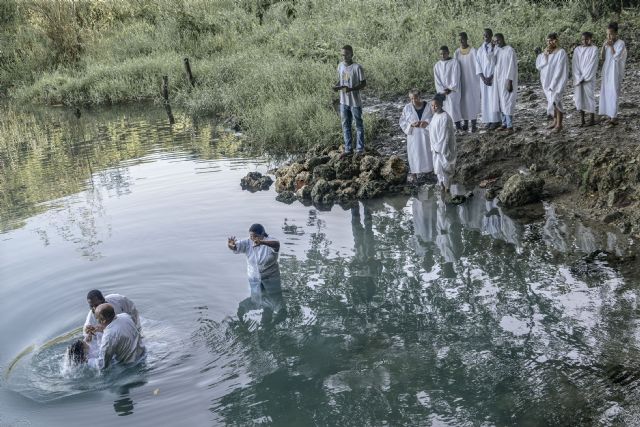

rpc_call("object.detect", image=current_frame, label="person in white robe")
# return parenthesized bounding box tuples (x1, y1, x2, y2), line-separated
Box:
(399, 89, 434, 183)
(428, 94, 457, 193)
(493, 33, 518, 133)
(84, 290, 141, 343)
(599, 22, 627, 125)
(476, 28, 501, 129)
(95, 305, 146, 370)
(572, 32, 599, 126)
(433, 46, 462, 128)
(535, 33, 568, 132)
(228, 223, 281, 294)
(454, 32, 481, 132)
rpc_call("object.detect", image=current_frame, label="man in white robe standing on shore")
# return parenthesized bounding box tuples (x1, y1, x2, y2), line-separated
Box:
(475, 28, 501, 130)
(455, 32, 481, 133)
(599, 22, 627, 126)
(434, 46, 462, 130)
(428, 94, 456, 193)
(399, 89, 434, 184)
(572, 31, 599, 126)
(535, 32, 568, 132)
(494, 33, 518, 134)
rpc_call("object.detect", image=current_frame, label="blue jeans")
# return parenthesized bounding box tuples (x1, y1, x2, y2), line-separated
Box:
(340, 104, 365, 153)
(501, 113, 513, 129)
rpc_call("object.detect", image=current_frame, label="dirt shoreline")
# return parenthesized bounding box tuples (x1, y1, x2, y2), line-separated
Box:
(366, 62, 640, 248)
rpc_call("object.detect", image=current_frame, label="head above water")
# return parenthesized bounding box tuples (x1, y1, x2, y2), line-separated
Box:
(439, 46, 450, 60)
(249, 223, 268, 239)
(95, 303, 115, 325)
(67, 339, 88, 365)
(87, 289, 105, 313)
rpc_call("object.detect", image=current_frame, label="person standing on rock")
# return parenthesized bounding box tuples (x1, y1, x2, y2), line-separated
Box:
(333, 45, 367, 157)
(428, 94, 456, 193)
(434, 46, 462, 131)
(494, 33, 518, 134)
(535, 33, 568, 133)
(476, 28, 501, 130)
(599, 22, 627, 127)
(399, 89, 434, 184)
(572, 32, 599, 127)
(454, 32, 481, 133)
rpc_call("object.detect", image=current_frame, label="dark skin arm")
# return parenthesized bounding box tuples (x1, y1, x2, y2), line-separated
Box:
(251, 235, 280, 252)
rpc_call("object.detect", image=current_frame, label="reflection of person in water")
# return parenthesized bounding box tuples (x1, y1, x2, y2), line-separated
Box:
(228, 224, 285, 323)
(349, 202, 382, 304)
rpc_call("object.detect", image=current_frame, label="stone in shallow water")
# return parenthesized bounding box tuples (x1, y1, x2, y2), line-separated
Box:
(240, 172, 273, 192)
(498, 174, 544, 208)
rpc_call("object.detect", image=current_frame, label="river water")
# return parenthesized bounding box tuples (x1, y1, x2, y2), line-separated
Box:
(1, 106, 639, 426)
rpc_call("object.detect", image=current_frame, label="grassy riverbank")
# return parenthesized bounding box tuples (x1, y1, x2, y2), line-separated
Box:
(1, 0, 636, 152)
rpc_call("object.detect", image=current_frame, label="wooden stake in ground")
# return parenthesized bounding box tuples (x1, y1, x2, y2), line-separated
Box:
(183, 58, 196, 87)
(162, 75, 175, 125)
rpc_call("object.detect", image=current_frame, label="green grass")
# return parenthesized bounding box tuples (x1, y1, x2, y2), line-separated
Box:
(1, 0, 637, 153)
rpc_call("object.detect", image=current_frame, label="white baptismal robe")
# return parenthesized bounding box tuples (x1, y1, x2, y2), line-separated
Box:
(84, 293, 141, 341)
(434, 59, 462, 122)
(475, 42, 500, 123)
(454, 47, 481, 121)
(535, 49, 568, 114)
(495, 45, 518, 116)
(572, 45, 599, 113)
(599, 39, 627, 118)
(429, 112, 456, 187)
(399, 103, 434, 174)
(96, 313, 146, 370)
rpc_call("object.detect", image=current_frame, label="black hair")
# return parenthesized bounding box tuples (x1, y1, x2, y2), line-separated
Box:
(433, 93, 446, 105)
(495, 33, 504, 40)
(459, 32, 468, 39)
(342, 44, 353, 53)
(608, 22, 618, 32)
(249, 223, 268, 237)
(440, 45, 449, 52)
(547, 32, 558, 40)
(87, 290, 104, 301)
(582, 31, 593, 38)
(67, 340, 85, 365)
(484, 28, 493, 35)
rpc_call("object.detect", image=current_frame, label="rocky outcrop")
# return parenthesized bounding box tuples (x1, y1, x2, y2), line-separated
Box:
(240, 172, 273, 192)
(272, 146, 411, 206)
(498, 174, 545, 208)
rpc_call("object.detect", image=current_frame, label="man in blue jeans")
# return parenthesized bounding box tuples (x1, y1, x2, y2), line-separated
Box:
(333, 45, 367, 157)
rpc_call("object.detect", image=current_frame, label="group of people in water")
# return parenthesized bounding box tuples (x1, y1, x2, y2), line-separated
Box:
(335, 23, 627, 192)
(67, 290, 144, 370)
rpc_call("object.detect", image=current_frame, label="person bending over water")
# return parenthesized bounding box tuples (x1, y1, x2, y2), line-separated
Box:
(84, 290, 141, 342)
(228, 224, 281, 294)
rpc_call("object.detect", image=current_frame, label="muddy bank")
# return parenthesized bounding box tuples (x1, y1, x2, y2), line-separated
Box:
(365, 63, 640, 243)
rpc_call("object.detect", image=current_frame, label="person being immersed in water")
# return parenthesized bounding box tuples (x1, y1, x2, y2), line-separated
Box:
(67, 339, 99, 368)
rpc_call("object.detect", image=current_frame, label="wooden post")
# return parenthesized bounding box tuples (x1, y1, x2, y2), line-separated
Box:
(161, 75, 175, 125)
(183, 58, 196, 87)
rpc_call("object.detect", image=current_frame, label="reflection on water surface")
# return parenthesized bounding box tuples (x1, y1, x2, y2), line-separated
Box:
(1, 105, 639, 426)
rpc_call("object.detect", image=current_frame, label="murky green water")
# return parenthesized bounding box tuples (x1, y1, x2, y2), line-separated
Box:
(1, 105, 639, 426)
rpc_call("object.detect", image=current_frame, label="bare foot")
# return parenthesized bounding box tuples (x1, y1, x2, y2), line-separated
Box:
(553, 126, 563, 133)
(546, 122, 556, 130)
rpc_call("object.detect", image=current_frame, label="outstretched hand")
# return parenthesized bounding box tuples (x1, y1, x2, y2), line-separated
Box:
(227, 236, 237, 250)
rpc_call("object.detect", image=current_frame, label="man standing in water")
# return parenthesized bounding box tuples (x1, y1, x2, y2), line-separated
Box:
(493, 33, 518, 133)
(475, 28, 500, 130)
(84, 290, 140, 342)
(333, 45, 367, 157)
(599, 22, 627, 126)
(95, 304, 146, 370)
(454, 32, 481, 133)
(428, 94, 457, 194)
(572, 32, 599, 126)
(536, 33, 568, 132)
(228, 223, 281, 293)
(434, 46, 462, 130)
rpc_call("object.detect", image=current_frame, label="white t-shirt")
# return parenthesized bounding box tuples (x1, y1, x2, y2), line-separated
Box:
(337, 62, 365, 107)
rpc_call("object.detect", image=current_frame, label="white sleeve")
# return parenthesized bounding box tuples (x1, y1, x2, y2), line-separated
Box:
(233, 239, 250, 254)
(399, 106, 414, 135)
(98, 331, 115, 370)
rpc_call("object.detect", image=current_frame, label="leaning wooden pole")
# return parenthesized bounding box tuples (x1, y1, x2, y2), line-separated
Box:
(162, 75, 175, 125)
(183, 58, 196, 87)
